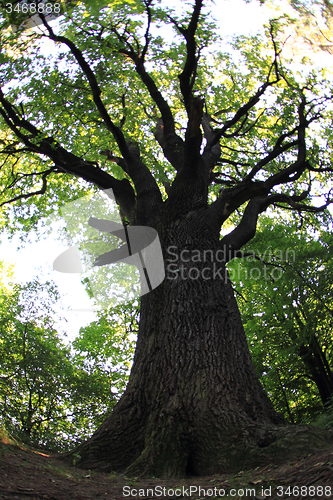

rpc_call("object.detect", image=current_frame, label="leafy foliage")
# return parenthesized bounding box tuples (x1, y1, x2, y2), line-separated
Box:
(71, 300, 138, 406)
(228, 214, 333, 423)
(0, 0, 332, 234)
(0, 265, 135, 451)
(256, 0, 333, 55)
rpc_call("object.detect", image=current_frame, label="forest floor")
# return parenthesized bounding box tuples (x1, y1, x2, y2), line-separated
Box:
(0, 433, 333, 500)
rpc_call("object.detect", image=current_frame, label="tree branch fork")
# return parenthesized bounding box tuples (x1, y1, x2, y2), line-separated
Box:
(0, 2, 331, 248)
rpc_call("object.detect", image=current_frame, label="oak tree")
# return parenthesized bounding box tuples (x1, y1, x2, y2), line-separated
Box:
(0, 0, 333, 477)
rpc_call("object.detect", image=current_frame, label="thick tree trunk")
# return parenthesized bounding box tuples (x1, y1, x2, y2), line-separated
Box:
(73, 208, 291, 477)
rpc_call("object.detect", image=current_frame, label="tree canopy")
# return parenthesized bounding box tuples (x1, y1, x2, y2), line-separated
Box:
(0, 0, 332, 237)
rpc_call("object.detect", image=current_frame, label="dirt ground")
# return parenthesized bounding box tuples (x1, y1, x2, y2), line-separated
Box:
(1, 435, 333, 500)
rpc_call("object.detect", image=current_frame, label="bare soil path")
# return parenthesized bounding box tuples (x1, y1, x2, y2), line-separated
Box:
(1, 434, 333, 500)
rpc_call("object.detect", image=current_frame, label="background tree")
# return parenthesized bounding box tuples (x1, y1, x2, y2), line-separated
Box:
(71, 300, 138, 423)
(0, 273, 74, 449)
(0, 266, 132, 451)
(255, 0, 333, 55)
(0, 0, 333, 477)
(228, 214, 333, 423)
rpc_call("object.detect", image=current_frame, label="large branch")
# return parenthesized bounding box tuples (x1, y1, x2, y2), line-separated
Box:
(244, 135, 299, 182)
(213, 75, 279, 145)
(219, 196, 268, 261)
(0, 168, 55, 207)
(164, 96, 208, 216)
(262, 192, 333, 213)
(219, 187, 333, 263)
(183, 96, 204, 174)
(135, 64, 184, 171)
(39, 14, 129, 159)
(209, 91, 322, 226)
(201, 112, 222, 174)
(0, 90, 136, 220)
(265, 96, 309, 189)
(209, 180, 268, 227)
(178, 0, 203, 114)
(112, 17, 184, 172)
(162, 1, 207, 187)
(211, 27, 281, 146)
(38, 16, 163, 220)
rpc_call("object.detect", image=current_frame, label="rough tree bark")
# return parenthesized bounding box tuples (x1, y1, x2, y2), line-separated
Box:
(73, 204, 332, 477)
(74, 208, 285, 477)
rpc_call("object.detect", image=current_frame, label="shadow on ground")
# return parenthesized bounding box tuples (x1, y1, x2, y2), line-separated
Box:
(0, 432, 333, 499)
